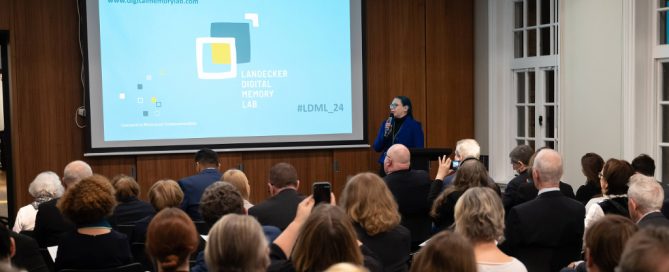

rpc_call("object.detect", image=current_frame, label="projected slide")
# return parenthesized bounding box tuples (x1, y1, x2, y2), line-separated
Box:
(85, 0, 364, 152)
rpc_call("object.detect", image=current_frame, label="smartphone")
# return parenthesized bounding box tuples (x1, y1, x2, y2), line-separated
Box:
(313, 181, 332, 204)
(450, 160, 460, 171)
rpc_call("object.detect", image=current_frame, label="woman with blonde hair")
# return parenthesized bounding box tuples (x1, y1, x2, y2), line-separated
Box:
(340, 172, 410, 272)
(205, 214, 269, 272)
(454, 187, 527, 272)
(146, 208, 199, 272)
(222, 169, 254, 210)
(410, 231, 477, 272)
(134, 179, 184, 243)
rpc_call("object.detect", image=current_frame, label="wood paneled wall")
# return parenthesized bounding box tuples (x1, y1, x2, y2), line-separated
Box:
(0, 0, 473, 210)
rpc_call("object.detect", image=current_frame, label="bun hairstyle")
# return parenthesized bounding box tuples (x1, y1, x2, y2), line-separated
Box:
(146, 208, 199, 272)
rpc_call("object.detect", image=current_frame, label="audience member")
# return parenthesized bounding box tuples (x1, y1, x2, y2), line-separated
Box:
(617, 227, 669, 272)
(34, 160, 92, 247)
(205, 214, 269, 272)
(249, 162, 305, 230)
(409, 231, 477, 272)
(134, 179, 184, 243)
(179, 148, 222, 221)
(502, 145, 534, 211)
(12, 171, 63, 233)
(269, 198, 382, 272)
(575, 153, 604, 205)
(583, 215, 638, 272)
(500, 149, 584, 272)
(631, 154, 656, 177)
(584, 158, 635, 229)
(340, 172, 411, 272)
(628, 175, 669, 228)
(9, 230, 48, 272)
(508, 149, 575, 209)
(109, 174, 154, 226)
(382, 144, 432, 249)
(431, 158, 492, 232)
(54, 174, 132, 271)
(146, 208, 199, 272)
(454, 187, 527, 272)
(222, 168, 254, 210)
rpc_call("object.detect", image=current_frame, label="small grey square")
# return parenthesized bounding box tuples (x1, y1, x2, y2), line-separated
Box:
(156, 102, 162, 107)
(143, 111, 149, 117)
(137, 84, 143, 90)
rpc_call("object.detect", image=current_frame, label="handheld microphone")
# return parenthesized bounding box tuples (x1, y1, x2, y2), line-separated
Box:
(384, 113, 393, 137)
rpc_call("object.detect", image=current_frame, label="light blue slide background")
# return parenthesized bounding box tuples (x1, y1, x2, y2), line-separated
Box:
(98, 0, 352, 141)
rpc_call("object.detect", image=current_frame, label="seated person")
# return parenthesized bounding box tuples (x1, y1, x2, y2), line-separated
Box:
(109, 174, 155, 226)
(133, 179, 184, 243)
(454, 187, 527, 272)
(222, 169, 254, 210)
(340, 172, 411, 271)
(269, 198, 382, 272)
(205, 214, 269, 272)
(12, 171, 63, 233)
(146, 208, 199, 272)
(409, 231, 477, 272)
(55, 175, 132, 271)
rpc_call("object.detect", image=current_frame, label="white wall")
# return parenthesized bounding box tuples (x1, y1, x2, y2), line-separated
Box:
(560, 0, 624, 187)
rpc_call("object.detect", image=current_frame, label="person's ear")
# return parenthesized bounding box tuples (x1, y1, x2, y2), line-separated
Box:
(296, 179, 300, 190)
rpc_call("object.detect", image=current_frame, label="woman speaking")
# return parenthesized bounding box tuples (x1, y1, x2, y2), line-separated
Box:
(373, 96, 424, 175)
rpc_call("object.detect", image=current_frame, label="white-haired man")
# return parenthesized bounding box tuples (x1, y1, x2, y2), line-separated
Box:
(500, 149, 585, 272)
(628, 174, 669, 228)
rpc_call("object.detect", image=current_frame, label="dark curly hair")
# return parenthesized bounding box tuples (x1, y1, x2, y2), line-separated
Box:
(199, 182, 244, 227)
(58, 174, 116, 226)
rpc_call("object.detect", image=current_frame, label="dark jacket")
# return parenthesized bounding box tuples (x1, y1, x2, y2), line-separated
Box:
(178, 168, 222, 221)
(248, 189, 305, 230)
(500, 191, 585, 272)
(373, 116, 424, 164)
(383, 169, 431, 245)
(33, 198, 76, 248)
(109, 196, 155, 226)
(638, 211, 669, 228)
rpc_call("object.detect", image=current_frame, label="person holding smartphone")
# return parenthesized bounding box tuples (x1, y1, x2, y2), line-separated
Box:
(372, 96, 424, 177)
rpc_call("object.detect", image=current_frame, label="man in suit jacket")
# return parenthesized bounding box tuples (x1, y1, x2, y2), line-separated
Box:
(383, 144, 432, 249)
(33, 160, 91, 247)
(178, 148, 222, 221)
(628, 174, 669, 228)
(249, 162, 305, 230)
(500, 149, 585, 272)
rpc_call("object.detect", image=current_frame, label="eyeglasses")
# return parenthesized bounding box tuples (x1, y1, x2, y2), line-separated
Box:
(389, 103, 399, 109)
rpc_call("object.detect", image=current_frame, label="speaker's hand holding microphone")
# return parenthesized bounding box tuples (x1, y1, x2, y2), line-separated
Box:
(384, 113, 393, 138)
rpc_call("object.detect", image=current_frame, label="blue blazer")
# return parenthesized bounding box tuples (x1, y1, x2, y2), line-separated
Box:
(178, 168, 222, 221)
(373, 116, 424, 164)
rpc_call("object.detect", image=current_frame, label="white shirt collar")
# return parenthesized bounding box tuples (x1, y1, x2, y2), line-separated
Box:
(538, 187, 560, 195)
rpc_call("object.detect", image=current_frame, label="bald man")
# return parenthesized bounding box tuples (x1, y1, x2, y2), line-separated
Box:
(34, 160, 92, 247)
(382, 144, 432, 249)
(500, 149, 584, 272)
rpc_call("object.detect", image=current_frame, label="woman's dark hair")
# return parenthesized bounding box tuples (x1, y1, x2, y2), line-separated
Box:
(431, 159, 489, 218)
(581, 153, 604, 187)
(585, 215, 638, 272)
(395, 96, 413, 118)
(292, 204, 363, 272)
(601, 159, 635, 195)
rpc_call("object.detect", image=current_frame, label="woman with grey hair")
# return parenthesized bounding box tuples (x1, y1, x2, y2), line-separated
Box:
(12, 171, 64, 232)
